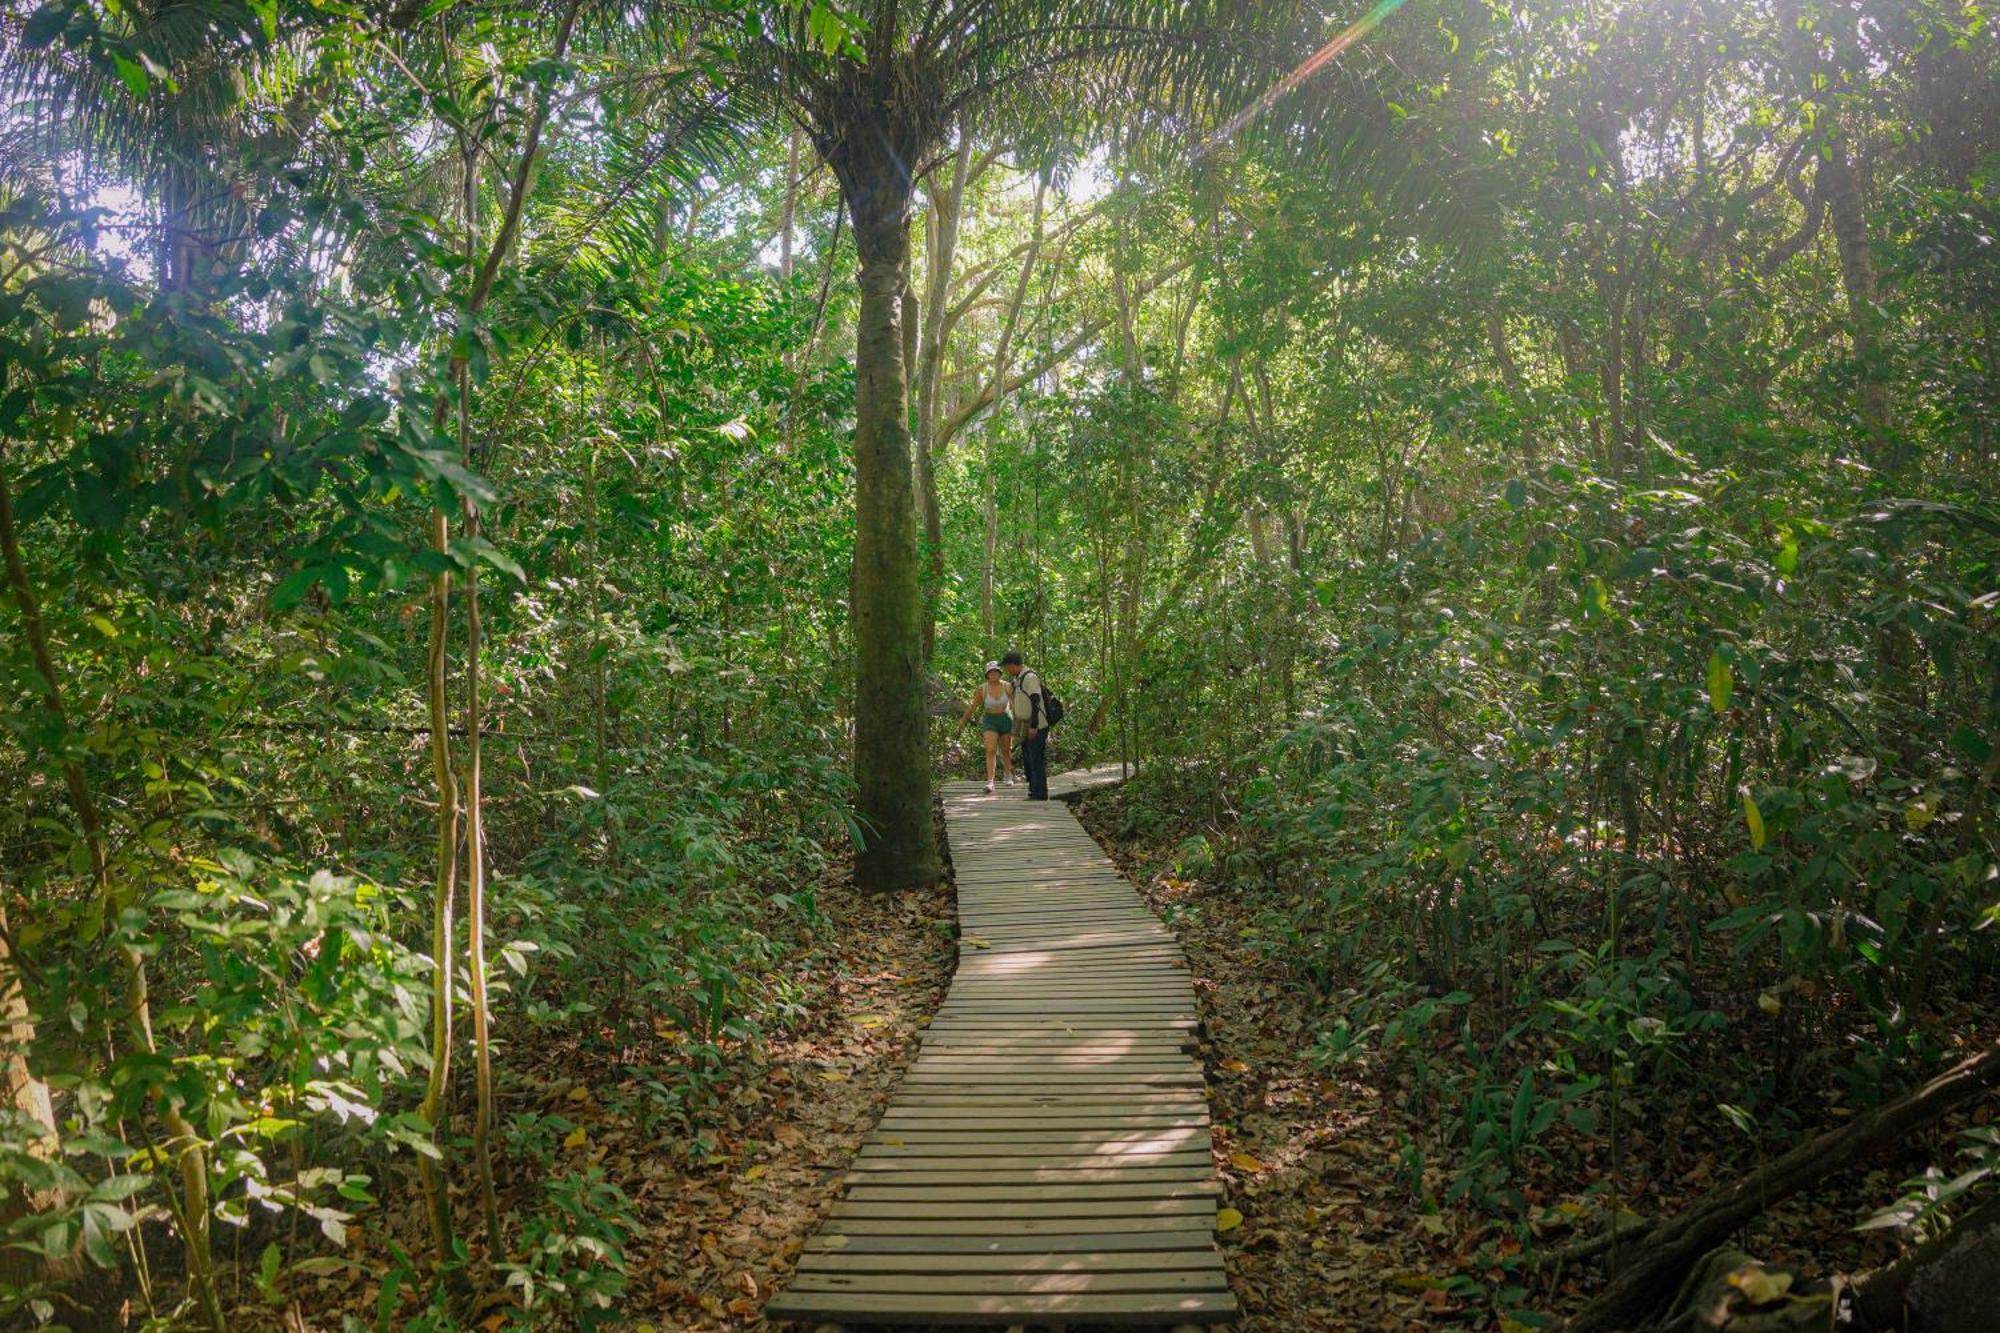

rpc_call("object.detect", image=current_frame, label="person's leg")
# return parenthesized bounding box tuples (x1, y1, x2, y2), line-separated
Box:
(982, 728, 998, 785)
(1000, 732, 1014, 782)
(1024, 732, 1048, 799)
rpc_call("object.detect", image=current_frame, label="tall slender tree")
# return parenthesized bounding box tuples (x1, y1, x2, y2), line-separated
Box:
(747, 0, 1389, 889)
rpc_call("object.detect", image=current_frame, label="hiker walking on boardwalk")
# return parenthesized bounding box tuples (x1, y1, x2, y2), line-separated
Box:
(1002, 651, 1050, 801)
(960, 660, 1017, 793)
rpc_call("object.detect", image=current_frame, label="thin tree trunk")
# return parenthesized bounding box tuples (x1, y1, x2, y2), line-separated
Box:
(417, 499, 459, 1264)
(1486, 308, 1538, 466)
(426, 8, 579, 1265)
(914, 132, 972, 659)
(980, 430, 997, 638)
(780, 128, 801, 282)
(458, 351, 500, 1260)
(1820, 143, 1894, 457)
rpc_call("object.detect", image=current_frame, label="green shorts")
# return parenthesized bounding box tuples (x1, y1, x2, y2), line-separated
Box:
(981, 713, 1014, 735)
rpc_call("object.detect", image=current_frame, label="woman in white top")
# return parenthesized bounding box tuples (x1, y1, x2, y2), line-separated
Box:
(960, 660, 1017, 793)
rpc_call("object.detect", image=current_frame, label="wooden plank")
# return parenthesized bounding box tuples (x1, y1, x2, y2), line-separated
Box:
(821, 1216, 1213, 1236)
(877, 1116, 1207, 1129)
(883, 1094, 1206, 1105)
(840, 1168, 1216, 1187)
(831, 1199, 1211, 1220)
(841, 1182, 1221, 1203)
(864, 1134, 1211, 1155)
(795, 1250, 1224, 1275)
(763, 1291, 1238, 1322)
(803, 1230, 1214, 1254)
(848, 1144, 1208, 1160)
(786, 1270, 1226, 1294)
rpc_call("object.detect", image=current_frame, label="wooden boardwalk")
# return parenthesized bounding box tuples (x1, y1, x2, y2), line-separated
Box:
(767, 767, 1237, 1328)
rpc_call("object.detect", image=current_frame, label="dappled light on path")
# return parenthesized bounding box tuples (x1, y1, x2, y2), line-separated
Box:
(765, 768, 1237, 1325)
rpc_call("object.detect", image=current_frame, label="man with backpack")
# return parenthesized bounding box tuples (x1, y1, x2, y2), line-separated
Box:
(1001, 651, 1059, 800)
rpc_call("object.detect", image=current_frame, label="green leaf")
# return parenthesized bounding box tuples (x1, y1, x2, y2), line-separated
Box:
(1706, 649, 1733, 715)
(111, 53, 148, 97)
(1775, 528, 1799, 576)
(258, 1242, 283, 1303)
(1743, 791, 1766, 851)
(87, 1174, 151, 1202)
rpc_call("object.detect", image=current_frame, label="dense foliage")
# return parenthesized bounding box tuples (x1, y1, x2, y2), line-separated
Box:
(0, 0, 1994, 1329)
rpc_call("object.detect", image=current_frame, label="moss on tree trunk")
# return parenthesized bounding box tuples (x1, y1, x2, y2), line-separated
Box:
(844, 148, 938, 892)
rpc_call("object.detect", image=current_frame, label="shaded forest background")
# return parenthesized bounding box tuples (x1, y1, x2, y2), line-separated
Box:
(1, 0, 1996, 1329)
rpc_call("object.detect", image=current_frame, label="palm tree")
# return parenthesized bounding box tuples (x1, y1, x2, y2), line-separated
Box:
(741, 0, 1364, 892)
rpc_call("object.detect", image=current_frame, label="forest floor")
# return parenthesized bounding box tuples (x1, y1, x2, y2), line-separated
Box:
(245, 780, 1991, 1332)
(247, 834, 958, 1331)
(618, 862, 958, 1330)
(1075, 793, 1491, 1332)
(1072, 785, 1997, 1333)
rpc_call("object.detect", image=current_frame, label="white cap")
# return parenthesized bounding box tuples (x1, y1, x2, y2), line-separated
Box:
(984, 660, 1002, 673)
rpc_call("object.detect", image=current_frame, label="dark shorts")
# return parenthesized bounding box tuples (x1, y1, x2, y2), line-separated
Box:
(981, 713, 1014, 735)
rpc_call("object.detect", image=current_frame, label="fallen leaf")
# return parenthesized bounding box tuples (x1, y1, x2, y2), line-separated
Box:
(1220, 1058, 1250, 1073)
(563, 1125, 588, 1150)
(819, 1070, 847, 1082)
(1229, 1152, 1266, 1173)
(566, 1085, 590, 1102)
(742, 1164, 767, 1182)
(879, 1136, 904, 1147)
(1215, 1207, 1244, 1233)
(855, 1014, 886, 1028)
(1728, 1266, 1794, 1305)
(964, 936, 991, 949)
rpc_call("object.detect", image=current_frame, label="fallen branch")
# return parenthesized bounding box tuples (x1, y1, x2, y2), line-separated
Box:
(1562, 1039, 2000, 1333)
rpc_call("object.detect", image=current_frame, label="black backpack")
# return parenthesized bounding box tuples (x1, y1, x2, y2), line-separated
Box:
(1029, 673, 1065, 728)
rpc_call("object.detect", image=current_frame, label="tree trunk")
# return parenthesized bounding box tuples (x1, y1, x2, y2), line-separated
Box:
(841, 144, 938, 892)
(914, 133, 972, 660)
(1486, 308, 1538, 467)
(1817, 112, 1895, 464)
(780, 128, 801, 282)
(980, 431, 997, 638)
